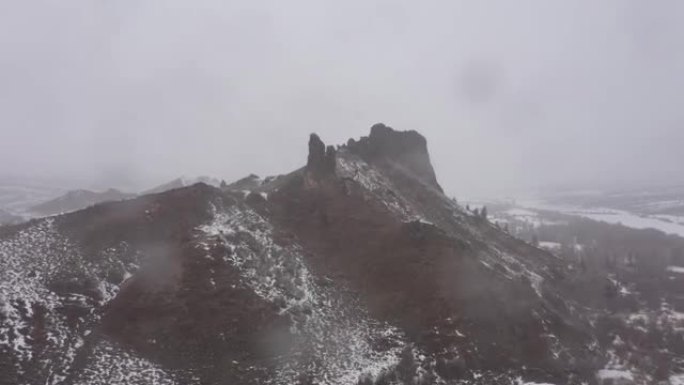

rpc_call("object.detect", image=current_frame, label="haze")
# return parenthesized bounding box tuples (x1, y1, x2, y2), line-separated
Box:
(1, 0, 683, 197)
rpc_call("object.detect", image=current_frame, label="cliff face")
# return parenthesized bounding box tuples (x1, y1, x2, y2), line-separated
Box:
(346, 123, 443, 193)
(0, 125, 677, 385)
(307, 133, 337, 178)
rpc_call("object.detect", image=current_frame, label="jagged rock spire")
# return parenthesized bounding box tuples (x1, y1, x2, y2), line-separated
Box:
(307, 133, 336, 177)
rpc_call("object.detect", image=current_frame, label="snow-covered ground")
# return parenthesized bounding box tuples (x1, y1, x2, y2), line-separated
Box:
(519, 200, 684, 238)
(597, 369, 633, 382)
(671, 374, 684, 385)
(538, 241, 562, 251)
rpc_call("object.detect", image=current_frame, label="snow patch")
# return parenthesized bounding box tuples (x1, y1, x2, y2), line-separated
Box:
(538, 241, 561, 251)
(670, 374, 684, 385)
(597, 369, 633, 381)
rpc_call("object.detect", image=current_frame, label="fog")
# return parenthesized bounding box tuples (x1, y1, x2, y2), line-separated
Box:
(1, 0, 683, 197)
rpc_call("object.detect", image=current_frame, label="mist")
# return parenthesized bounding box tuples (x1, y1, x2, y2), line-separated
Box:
(1, 0, 683, 197)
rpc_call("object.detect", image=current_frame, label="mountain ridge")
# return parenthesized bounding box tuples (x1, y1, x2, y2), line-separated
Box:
(0, 124, 680, 384)
(28, 188, 134, 217)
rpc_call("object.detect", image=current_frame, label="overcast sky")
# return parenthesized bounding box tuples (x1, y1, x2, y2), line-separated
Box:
(1, 0, 683, 197)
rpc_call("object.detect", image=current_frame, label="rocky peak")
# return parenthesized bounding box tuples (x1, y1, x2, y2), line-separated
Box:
(225, 173, 263, 191)
(306, 133, 336, 177)
(347, 123, 443, 192)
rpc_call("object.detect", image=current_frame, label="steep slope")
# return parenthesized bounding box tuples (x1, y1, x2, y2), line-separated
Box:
(265, 125, 599, 384)
(28, 189, 133, 216)
(1, 124, 679, 385)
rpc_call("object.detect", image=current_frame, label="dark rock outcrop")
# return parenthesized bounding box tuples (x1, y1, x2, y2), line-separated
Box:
(347, 123, 443, 192)
(306, 133, 336, 177)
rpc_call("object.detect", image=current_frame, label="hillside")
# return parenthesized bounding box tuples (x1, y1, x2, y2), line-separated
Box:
(1, 124, 681, 385)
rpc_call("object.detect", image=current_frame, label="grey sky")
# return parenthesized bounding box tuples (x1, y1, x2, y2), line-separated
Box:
(1, 0, 683, 197)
